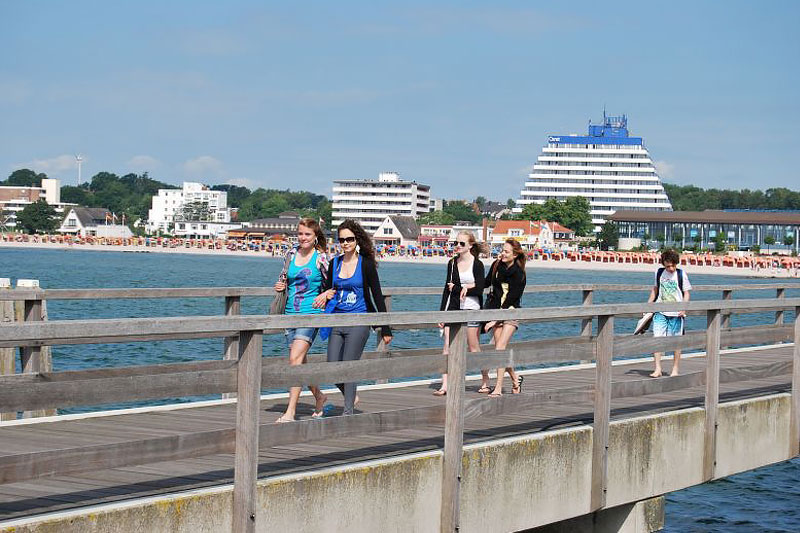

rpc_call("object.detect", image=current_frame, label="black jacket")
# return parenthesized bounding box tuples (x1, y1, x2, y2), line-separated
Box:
(486, 260, 526, 309)
(323, 254, 391, 337)
(440, 256, 486, 311)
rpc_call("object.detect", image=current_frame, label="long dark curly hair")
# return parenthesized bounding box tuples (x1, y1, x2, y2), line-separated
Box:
(338, 219, 375, 261)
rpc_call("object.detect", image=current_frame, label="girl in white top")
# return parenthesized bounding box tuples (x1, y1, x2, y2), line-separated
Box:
(435, 231, 489, 395)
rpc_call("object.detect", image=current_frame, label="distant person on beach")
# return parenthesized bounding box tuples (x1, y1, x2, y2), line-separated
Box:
(314, 219, 392, 415)
(647, 249, 692, 378)
(484, 238, 527, 397)
(273, 218, 332, 422)
(435, 231, 489, 396)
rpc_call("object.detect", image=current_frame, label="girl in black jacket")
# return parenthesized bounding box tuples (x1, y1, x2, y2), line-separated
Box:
(484, 238, 527, 397)
(313, 220, 392, 415)
(434, 231, 489, 395)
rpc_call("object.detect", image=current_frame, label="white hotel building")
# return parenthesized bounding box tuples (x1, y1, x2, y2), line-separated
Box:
(332, 172, 431, 234)
(516, 113, 672, 231)
(146, 182, 231, 234)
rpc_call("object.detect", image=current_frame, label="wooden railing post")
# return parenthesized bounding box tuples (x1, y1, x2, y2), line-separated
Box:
(232, 329, 263, 533)
(703, 309, 722, 480)
(223, 296, 241, 399)
(440, 323, 467, 533)
(791, 306, 800, 457)
(580, 289, 593, 364)
(591, 314, 613, 511)
(0, 278, 14, 421)
(375, 295, 392, 385)
(721, 289, 732, 329)
(776, 288, 786, 326)
(20, 288, 47, 418)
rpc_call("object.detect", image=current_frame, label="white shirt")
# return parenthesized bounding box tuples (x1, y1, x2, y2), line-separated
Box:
(655, 268, 692, 317)
(458, 262, 481, 311)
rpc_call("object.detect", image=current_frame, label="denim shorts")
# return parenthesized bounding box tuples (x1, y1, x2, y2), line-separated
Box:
(285, 327, 318, 347)
(653, 313, 684, 337)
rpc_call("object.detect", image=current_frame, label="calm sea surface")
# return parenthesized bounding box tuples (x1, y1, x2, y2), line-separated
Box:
(1, 247, 798, 531)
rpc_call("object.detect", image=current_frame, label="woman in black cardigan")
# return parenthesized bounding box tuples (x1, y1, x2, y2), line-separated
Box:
(484, 238, 527, 397)
(313, 220, 391, 415)
(434, 231, 489, 395)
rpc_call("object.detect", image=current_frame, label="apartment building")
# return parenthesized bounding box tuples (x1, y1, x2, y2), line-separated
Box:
(146, 182, 231, 234)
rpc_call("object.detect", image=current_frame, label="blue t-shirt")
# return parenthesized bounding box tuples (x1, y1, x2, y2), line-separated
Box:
(332, 255, 367, 314)
(285, 250, 323, 315)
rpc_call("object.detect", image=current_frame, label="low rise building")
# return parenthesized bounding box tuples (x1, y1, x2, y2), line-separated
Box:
(491, 220, 560, 250)
(174, 220, 241, 240)
(146, 182, 231, 234)
(0, 178, 75, 230)
(227, 212, 301, 242)
(58, 207, 134, 238)
(373, 215, 420, 247)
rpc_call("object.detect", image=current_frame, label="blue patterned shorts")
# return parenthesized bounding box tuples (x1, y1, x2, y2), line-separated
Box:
(653, 313, 684, 337)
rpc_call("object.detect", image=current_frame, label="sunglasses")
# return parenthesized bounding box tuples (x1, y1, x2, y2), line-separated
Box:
(338, 236, 357, 244)
(453, 241, 468, 247)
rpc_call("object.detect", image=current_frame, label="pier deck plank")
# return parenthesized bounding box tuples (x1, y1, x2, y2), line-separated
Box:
(0, 344, 793, 521)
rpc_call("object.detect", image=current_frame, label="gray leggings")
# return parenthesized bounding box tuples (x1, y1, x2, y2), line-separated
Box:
(326, 325, 371, 415)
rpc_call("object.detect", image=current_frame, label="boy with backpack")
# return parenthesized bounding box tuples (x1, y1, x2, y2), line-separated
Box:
(647, 249, 692, 377)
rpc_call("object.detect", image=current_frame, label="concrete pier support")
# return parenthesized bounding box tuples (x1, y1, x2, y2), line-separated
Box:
(527, 496, 664, 533)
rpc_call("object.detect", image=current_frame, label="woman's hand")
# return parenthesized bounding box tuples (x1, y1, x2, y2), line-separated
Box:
(460, 287, 468, 300)
(274, 281, 286, 292)
(312, 289, 334, 309)
(382, 335, 393, 345)
(446, 282, 454, 291)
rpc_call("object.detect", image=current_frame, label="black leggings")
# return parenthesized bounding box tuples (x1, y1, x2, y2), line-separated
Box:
(326, 325, 371, 415)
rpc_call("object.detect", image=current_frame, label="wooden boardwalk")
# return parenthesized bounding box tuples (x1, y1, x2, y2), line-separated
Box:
(0, 343, 792, 521)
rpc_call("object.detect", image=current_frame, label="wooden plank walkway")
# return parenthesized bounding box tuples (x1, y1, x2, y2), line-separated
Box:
(0, 344, 793, 521)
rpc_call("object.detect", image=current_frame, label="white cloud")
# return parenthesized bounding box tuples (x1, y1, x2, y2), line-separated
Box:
(182, 156, 224, 178)
(13, 154, 80, 177)
(653, 160, 676, 180)
(126, 155, 161, 172)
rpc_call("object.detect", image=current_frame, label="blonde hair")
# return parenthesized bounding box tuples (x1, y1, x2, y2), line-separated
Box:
(298, 217, 326, 252)
(458, 231, 489, 259)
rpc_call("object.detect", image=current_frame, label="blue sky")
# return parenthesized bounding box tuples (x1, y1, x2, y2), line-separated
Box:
(1, 1, 798, 201)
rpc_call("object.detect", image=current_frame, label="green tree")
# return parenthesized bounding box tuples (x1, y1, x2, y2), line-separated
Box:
(418, 210, 456, 225)
(713, 232, 726, 253)
(211, 184, 252, 208)
(2, 169, 47, 187)
(783, 235, 795, 247)
(597, 221, 619, 251)
(17, 200, 59, 234)
(60, 185, 92, 205)
(474, 196, 487, 210)
(443, 201, 480, 224)
(519, 197, 592, 236)
(506, 198, 516, 209)
(764, 235, 775, 252)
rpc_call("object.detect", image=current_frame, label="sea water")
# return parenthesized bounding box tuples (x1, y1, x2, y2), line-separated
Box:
(1, 247, 798, 531)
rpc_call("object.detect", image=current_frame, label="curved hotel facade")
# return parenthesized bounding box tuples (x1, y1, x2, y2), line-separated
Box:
(516, 114, 672, 231)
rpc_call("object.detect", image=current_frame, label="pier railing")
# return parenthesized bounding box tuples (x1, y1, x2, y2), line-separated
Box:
(0, 288, 799, 532)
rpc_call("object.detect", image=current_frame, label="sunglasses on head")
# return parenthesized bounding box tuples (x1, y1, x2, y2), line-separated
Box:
(453, 241, 468, 247)
(338, 236, 357, 244)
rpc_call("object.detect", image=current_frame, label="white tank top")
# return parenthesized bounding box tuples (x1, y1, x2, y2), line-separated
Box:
(457, 261, 481, 311)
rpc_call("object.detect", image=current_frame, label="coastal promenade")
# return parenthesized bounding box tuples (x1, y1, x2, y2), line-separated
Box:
(0, 283, 798, 532)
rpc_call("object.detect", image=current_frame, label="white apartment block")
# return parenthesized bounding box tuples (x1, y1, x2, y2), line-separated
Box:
(332, 172, 431, 234)
(0, 178, 75, 230)
(146, 182, 230, 234)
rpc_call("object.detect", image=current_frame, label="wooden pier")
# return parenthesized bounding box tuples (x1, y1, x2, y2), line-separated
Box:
(0, 283, 798, 532)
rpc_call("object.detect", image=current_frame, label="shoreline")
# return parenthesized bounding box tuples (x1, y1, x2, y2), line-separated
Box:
(3, 241, 797, 278)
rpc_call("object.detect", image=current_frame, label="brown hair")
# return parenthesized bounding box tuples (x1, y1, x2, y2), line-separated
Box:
(298, 217, 327, 252)
(338, 219, 375, 261)
(661, 249, 680, 266)
(505, 238, 526, 270)
(457, 231, 489, 260)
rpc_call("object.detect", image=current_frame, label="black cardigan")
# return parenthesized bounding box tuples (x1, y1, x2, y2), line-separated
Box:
(323, 254, 391, 337)
(440, 256, 486, 311)
(486, 260, 526, 309)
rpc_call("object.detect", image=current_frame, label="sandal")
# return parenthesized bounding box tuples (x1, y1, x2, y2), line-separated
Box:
(512, 376, 524, 394)
(275, 415, 295, 423)
(311, 403, 335, 419)
(433, 389, 447, 396)
(488, 391, 503, 398)
(477, 385, 491, 394)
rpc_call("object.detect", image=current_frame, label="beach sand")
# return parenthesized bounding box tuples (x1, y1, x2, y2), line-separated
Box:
(2, 240, 796, 278)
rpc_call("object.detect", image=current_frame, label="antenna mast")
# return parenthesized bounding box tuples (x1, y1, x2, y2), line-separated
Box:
(75, 154, 83, 186)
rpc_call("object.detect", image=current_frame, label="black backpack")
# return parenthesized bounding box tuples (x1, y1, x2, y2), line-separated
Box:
(654, 267, 684, 300)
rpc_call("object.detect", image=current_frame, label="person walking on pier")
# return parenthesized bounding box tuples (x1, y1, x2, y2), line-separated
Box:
(314, 219, 392, 415)
(484, 238, 527, 397)
(435, 231, 489, 396)
(274, 218, 333, 422)
(648, 249, 692, 378)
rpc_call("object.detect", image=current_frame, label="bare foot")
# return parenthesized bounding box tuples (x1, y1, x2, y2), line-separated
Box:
(433, 389, 447, 396)
(670, 370, 680, 377)
(314, 393, 328, 413)
(649, 370, 662, 378)
(275, 415, 295, 423)
(477, 385, 491, 394)
(354, 394, 360, 407)
(488, 390, 503, 397)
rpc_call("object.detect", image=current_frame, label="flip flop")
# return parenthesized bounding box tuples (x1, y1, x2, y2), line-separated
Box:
(311, 403, 335, 419)
(477, 385, 491, 394)
(488, 391, 503, 398)
(275, 415, 295, 423)
(512, 376, 524, 394)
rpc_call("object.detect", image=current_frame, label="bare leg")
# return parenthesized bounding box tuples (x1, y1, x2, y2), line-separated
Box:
(670, 349, 681, 376)
(467, 326, 490, 391)
(490, 324, 518, 396)
(280, 339, 325, 421)
(435, 326, 450, 395)
(651, 352, 663, 378)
